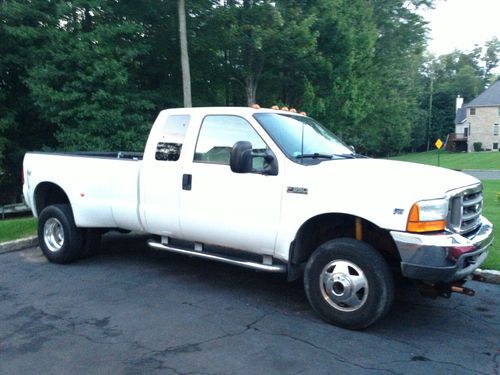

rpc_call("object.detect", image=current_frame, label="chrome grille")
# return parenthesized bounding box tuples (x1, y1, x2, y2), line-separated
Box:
(447, 185, 483, 235)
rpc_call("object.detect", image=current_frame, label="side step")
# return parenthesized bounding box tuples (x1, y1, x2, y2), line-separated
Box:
(147, 240, 286, 273)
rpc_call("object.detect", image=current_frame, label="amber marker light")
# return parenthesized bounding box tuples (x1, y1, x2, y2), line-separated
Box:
(406, 200, 447, 233)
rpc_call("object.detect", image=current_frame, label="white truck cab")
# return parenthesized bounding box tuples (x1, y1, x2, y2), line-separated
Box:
(23, 107, 494, 329)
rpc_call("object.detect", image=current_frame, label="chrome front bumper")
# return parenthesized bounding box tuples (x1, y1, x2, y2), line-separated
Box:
(390, 216, 494, 283)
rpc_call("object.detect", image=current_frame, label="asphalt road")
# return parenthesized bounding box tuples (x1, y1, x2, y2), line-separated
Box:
(1, 234, 499, 375)
(462, 170, 500, 180)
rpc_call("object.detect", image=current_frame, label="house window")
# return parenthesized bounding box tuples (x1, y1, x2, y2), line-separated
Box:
(493, 143, 499, 150)
(470, 108, 476, 115)
(464, 127, 468, 137)
(494, 123, 499, 136)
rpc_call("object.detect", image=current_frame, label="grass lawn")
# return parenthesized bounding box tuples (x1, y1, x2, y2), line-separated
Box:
(482, 180, 500, 270)
(0, 217, 37, 243)
(388, 150, 500, 170)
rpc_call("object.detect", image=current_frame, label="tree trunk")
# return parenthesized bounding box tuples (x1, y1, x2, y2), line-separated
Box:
(245, 76, 257, 106)
(178, 0, 192, 107)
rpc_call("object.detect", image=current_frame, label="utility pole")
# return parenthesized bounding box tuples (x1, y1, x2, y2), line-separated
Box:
(426, 76, 434, 151)
(178, 0, 192, 107)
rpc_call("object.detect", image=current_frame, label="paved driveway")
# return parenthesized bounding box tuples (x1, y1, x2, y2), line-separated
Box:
(1, 234, 499, 375)
(462, 170, 500, 180)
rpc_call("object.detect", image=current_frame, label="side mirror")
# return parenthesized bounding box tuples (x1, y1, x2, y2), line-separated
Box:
(230, 141, 279, 176)
(230, 141, 253, 173)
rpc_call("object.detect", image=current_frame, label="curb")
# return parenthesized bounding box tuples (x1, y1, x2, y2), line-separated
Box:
(0, 236, 38, 255)
(474, 269, 500, 285)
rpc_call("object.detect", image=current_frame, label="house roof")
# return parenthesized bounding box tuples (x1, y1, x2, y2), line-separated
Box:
(466, 80, 500, 107)
(454, 107, 467, 124)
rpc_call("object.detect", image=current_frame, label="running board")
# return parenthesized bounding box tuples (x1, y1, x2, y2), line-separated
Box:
(147, 240, 286, 273)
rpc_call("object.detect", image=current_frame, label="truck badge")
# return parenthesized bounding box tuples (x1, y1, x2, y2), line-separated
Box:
(287, 187, 308, 195)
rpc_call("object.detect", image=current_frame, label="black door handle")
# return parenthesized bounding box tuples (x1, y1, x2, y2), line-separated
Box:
(182, 174, 192, 190)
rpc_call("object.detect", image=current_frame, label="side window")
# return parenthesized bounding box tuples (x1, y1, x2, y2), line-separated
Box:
(194, 115, 267, 166)
(155, 115, 190, 161)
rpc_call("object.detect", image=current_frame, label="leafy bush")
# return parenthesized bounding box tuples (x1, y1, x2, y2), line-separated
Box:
(473, 142, 483, 152)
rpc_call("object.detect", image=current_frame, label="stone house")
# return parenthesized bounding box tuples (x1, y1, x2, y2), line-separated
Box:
(448, 80, 500, 152)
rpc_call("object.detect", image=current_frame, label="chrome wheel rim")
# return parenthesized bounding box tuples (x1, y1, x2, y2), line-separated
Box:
(320, 259, 369, 312)
(43, 218, 64, 252)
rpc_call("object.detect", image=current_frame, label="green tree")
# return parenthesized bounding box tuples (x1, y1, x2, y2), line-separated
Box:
(26, 1, 156, 151)
(197, 0, 320, 106)
(0, 0, 61, 202)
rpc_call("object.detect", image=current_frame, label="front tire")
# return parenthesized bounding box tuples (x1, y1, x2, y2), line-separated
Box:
(38, 204, 84, 264)
(304, 238, 394, 329)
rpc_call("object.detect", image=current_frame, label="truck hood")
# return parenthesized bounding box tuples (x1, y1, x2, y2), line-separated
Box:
(288, 158, 481, 231)
(314, 158, 479, 199)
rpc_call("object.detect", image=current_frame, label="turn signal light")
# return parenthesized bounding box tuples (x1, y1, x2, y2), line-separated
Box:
(406, 203, 446, 232)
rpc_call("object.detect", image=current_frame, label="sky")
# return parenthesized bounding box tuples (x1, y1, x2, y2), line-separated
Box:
(421, 0, 500, 56)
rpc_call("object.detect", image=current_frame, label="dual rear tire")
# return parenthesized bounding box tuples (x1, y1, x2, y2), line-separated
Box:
(38, 204, 102, 264)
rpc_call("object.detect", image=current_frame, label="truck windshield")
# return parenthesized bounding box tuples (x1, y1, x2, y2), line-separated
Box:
(253, 113, 354, 163)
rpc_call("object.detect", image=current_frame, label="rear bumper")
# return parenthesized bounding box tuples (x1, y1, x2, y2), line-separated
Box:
(390, 216, 494, 283)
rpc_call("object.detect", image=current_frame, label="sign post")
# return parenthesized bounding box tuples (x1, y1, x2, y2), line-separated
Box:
(435, 138, 443, 166)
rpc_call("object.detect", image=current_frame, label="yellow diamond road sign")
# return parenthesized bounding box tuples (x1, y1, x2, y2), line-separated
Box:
(435, 138, 443, 150)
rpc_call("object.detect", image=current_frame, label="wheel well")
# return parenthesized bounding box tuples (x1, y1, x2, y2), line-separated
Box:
(288, 214, 401, 280)
(34, 182, 70, 216)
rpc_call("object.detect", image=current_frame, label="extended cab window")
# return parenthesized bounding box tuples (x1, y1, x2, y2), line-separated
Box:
(155, 115, 190, 161)
(194, 115, 267, 166)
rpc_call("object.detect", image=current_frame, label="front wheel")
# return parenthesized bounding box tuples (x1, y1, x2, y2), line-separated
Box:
(304, 238, 394, 329)
(38, 204, 84, 264)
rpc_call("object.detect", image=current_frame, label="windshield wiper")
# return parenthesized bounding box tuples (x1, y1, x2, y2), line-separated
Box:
(334, 153, 356, 159)
(295, 153, 334, 159)
(295, 153, 358, 160)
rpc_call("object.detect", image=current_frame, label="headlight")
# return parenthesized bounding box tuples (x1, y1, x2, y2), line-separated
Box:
(407, 198, 448, 233)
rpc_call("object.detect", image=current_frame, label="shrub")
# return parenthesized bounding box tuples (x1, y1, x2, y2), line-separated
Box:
(473, 142, 483, 152)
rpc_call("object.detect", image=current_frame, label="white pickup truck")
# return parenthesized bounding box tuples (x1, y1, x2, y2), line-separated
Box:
(23, 107, 494, 329)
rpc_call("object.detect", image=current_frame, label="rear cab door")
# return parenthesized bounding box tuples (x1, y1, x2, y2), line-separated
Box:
(140, 111, 191, 237)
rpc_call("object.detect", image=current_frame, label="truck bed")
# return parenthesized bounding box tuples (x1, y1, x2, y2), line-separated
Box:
(23, 151, 144, 231)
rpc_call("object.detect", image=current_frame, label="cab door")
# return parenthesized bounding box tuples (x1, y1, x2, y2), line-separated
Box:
(141, 114, 190, 237)
(179, 115, 282, 255)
